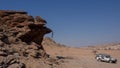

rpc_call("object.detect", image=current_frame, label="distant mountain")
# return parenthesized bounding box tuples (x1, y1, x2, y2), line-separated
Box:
(86, 43, 120, 50)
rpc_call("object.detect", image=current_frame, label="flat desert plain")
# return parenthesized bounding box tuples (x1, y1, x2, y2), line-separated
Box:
(44, 45, 120, 68)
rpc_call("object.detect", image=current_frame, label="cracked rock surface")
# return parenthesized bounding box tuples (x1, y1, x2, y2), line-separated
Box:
(0, 10, 54, 68)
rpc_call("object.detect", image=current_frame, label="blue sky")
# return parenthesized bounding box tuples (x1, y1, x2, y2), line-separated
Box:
(0, 0, 120, 47)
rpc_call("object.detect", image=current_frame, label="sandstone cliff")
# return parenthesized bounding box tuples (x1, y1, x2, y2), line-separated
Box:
(0, 10, 54, 68)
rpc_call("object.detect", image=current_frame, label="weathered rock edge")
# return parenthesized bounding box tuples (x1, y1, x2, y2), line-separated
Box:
(0, 10, 52, 68)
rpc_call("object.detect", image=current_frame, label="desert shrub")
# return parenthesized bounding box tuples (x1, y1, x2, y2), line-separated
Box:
(92, 50, 98, 55)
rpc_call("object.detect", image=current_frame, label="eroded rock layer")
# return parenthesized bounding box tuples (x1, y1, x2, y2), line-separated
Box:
(0, 10, 52, 68)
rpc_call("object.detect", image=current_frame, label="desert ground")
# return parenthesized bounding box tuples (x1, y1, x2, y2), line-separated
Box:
(43, 41, 120, 68)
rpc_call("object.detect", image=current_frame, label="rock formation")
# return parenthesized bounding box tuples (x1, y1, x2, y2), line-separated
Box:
(0, 10, 52, 68)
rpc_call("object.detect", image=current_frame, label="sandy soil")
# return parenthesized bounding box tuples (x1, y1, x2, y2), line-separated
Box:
(44, 45, 120, 68)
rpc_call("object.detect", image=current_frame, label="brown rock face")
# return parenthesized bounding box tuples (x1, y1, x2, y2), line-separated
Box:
(0, 10, 52, 68)
(0, 10, 51, 47)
